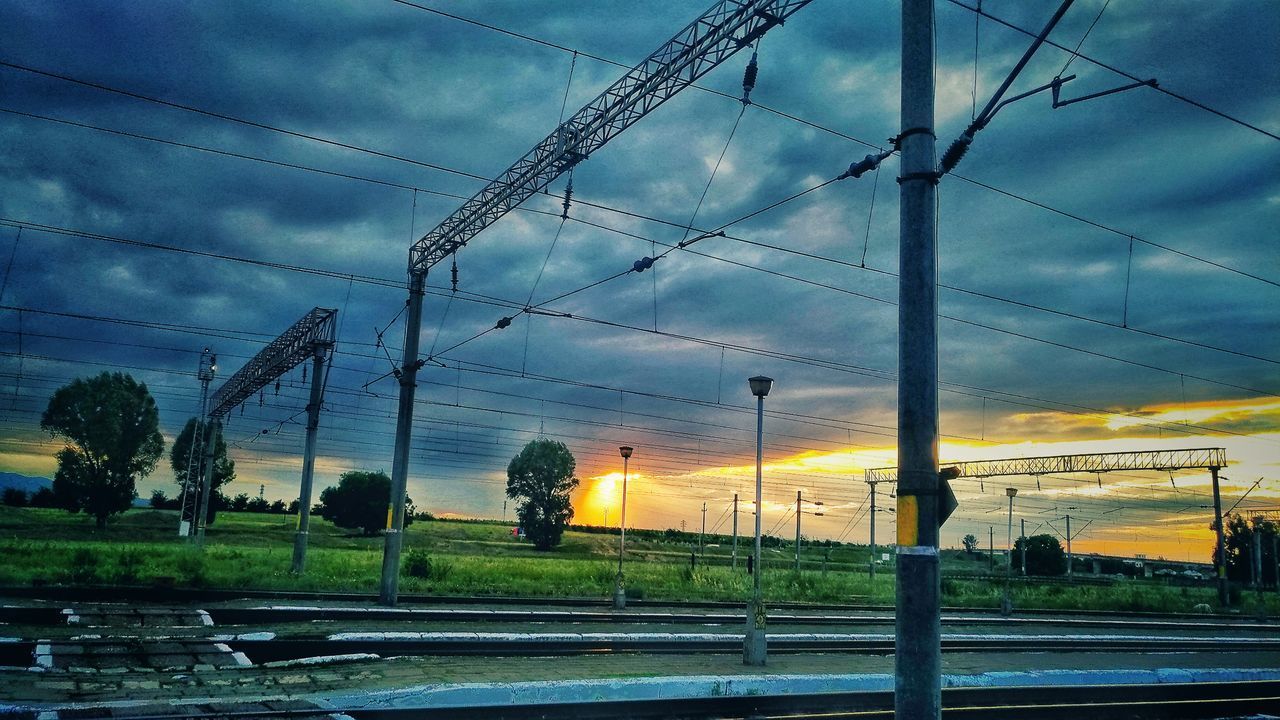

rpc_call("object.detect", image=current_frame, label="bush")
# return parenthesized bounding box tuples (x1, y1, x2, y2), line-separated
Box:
(2, 488, 28, 507)
(66, 548, 99, 584)
(113, 549, 144, 584)
(403, 549, 452, 581)
(403, 549, 433, 578)
(175, 551, 207, 587)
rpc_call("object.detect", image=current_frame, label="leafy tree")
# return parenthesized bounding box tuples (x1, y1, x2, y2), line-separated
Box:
(149, 490, 170, 509)
(40, 372, 163, 528)
(29, 487, 57, 508)
(1221, 514, 1278, 585)
(169, 417, 235, 526)
(246, 496, 269, 513)
(1013, 534, 1066, 576)
(268, 499, 287, 514)
(318, 470, 414, 535)
(961, 533, 978, 554)
(2, 488, 27, 507)
(506, 439, 578, 551)
(230, 493, 250, 512)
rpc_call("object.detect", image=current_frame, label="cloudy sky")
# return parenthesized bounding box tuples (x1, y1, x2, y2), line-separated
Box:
(1, 0, 1276, 562)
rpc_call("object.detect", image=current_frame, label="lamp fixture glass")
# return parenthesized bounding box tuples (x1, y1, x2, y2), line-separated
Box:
(748, 375, 774, 398)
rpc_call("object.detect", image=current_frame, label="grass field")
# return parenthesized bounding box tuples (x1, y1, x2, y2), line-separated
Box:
(1, 506, 1273, 614)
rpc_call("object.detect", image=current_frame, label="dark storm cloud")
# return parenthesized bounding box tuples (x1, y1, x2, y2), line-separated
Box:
(0, 1, 1275, 535)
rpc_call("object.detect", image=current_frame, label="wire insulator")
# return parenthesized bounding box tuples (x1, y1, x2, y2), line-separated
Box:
(495, 316, 513, 330)
(741, 51, 759, 104)
(561, 178, 574, 220)
(451, 255, 459, 292)
(939, 133, 972, 174)
(633, 256, 655, 273)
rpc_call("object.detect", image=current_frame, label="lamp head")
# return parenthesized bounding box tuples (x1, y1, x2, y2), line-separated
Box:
(1006, 487, 1018, 498)
(748, 375, 774, 398)
(619, 446, 633, 459)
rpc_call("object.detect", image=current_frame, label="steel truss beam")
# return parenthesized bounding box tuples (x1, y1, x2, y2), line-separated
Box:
(865, 447, 1227, 485)
(208, 307, 336, 419)
(407, 0, 813, 274)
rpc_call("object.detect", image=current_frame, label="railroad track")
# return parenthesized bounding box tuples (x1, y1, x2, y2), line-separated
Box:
(0, 585, 1255, 622)
(57, 679, 1280, 719)
(4, 604, 1275, 634)
(6, 633, 1279, 668)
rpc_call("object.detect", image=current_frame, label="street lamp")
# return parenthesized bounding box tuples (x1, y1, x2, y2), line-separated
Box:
(613, 446, 633, 610)
(1003, 487, 1018, 615)
(744, 375, 772, 666)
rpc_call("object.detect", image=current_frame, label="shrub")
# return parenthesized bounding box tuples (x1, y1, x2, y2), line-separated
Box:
(403, 549, 453, 581)
(113, 549, 145, 584)
(175, 551, 207, 587)
(404, 549, 433, 579)
(66, 548, 100, 584)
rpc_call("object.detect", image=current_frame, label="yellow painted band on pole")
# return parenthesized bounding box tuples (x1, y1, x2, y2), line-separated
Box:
(387, 505, 394, 529)
(898, 495, 918, 547)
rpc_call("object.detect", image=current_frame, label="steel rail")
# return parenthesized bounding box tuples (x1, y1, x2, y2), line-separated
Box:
(0, 586, 1256, 622)
(76, 680, 1280, 720)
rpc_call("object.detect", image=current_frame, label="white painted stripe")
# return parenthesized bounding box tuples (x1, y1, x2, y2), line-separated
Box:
(197, 610, 214, 626)
(34, 642, 52, 669)
(897, 545, 938, 556)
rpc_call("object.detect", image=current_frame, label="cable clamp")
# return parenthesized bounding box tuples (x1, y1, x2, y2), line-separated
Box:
(892, 127, 935, 146)
(896, 171, 941, 185)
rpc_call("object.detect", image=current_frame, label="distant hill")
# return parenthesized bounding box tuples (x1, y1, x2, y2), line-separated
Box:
(0, 472, 52, 496)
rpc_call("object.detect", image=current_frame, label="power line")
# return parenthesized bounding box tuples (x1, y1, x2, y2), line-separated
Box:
(945, 0, 1280, 142)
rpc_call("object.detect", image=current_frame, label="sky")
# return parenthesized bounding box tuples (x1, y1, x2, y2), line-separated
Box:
(0, 0, 1276, 563)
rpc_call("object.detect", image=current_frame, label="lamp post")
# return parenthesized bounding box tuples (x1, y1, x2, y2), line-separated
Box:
(613, 446, 633, 610)
(1003, 487, 1017, 615)
(744, 375, 772, 666)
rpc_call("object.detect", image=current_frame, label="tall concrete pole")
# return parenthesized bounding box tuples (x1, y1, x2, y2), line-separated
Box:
(794, 490, 802, 572)
(868, 481, 877, 580)
(1065, 515, 1073, 580)
(1003, 488, 1016, 615)
(744, 376, 772, 666)
(379, 271, 426, 606)
(195, 420, 220, 547)
(732, 493, 739, 571)
(614, 447, 631, 610)
(895, 0, 941, 715)
(178, 364, 212, 538)
(291, 347, 327, 575)
(1020, 518, 1027, 576)
(989, 526, 995, 572)
(700, 502, 707, 556)
(1210, 466, 1229, 606)
(1273, 534, 1278, 595)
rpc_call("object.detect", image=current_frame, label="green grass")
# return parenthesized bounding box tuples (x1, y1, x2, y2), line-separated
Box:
(0, 505, 1273, 614)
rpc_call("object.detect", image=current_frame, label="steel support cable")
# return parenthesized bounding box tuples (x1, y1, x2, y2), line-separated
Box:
(5, 299, 1265, 449)
(944, 0, 1280, 143)
(9, 100, 1275, 344)
(10, 203, 1272, 384)
(380, 1, 1280, 282)
(5, 54, 1272, 291)
(4, 287, 1272, 447)
(0, 61, 491, 183)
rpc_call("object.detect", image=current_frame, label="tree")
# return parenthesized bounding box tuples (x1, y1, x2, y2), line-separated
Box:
(506, 439, 578, 551)
(2, 488, 27, 507)
(318, 470, 414, 535)
(29, 487, 57, 508)
(149, 490, 170, 509)
(230, 493, 250, 512)
(1013, 533, 1066, 576)
(1222, 514, 1278, 585)
(246, 496, 269, 513)
(961, 533, 979, 554)
(40, 372, 163, 528)
(169, 417, 235, 526)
